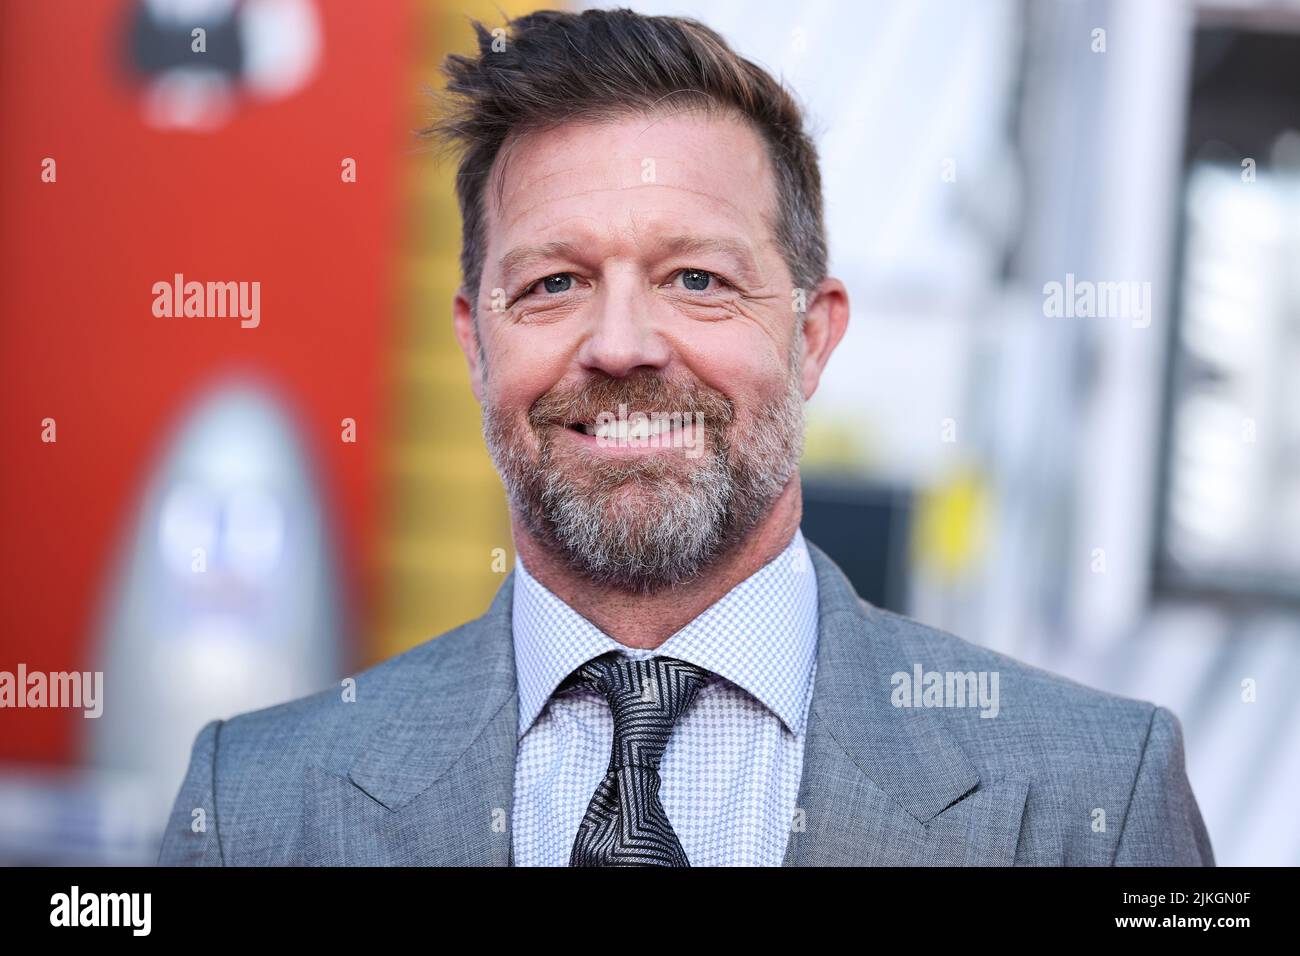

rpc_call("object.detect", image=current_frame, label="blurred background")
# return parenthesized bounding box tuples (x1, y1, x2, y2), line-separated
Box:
(1, 0, 1297, 865)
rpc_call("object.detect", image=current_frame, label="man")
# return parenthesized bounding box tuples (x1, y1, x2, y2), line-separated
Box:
(159, 8, 1214, 866)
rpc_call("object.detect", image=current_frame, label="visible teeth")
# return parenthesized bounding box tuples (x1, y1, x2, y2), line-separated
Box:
(592, 417, 677, 441)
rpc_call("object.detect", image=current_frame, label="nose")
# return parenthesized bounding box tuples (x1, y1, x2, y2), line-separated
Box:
(575, 279, 672, 378)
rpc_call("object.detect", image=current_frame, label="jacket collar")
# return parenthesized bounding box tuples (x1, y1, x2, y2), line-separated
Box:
(310, 541, 1022, 866)
(346, 574, 517, 813)
(797, 542, 980, 824)
(782, 544, 1027, 866)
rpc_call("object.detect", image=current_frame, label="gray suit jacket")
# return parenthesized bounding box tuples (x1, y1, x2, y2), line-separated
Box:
(158, 541, 1215, 866)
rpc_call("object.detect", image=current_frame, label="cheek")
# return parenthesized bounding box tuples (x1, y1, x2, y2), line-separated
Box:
(673, 327, 790, 412)
(484, 329, 573, 415)
(487, 372, 546, 423)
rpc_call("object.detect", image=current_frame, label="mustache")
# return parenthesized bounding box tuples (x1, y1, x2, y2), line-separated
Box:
(527, 372, 734, 430)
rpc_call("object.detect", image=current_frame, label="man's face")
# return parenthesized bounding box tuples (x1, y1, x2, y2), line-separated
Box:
(455, 110, 834, 592)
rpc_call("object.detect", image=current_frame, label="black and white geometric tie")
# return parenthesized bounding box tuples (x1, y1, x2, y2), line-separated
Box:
(561, 652, 711, 867)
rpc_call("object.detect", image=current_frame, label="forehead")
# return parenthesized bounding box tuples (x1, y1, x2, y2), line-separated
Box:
(483, 110, 779, 261)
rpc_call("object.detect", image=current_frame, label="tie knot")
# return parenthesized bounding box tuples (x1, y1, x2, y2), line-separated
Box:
(562, 653, 711, 770)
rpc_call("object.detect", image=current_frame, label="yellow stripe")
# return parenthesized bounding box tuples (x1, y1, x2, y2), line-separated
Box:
(374, 0, 550, 660)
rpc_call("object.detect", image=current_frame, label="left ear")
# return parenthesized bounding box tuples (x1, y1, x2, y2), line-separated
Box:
(798, 277, 850, 400)
(453, 287, 485, 405)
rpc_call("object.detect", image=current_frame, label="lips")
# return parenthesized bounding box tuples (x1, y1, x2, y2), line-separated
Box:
(528, 371, 734, 448)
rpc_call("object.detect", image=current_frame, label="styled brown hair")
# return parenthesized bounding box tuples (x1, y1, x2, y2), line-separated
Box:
(422, 7, 828, 306)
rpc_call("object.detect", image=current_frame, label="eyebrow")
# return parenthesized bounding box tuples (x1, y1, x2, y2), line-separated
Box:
(498, 241, 585, 290)
(496, 234, 763, 289)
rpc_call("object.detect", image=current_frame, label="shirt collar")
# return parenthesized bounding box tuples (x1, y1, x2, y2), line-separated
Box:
(511, 528, 819, 739)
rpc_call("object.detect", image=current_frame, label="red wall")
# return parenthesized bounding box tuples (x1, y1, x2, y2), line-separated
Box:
(0, 0, 411, 763)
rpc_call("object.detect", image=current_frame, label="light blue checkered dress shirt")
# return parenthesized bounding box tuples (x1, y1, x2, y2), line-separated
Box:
(510, 528, 820, 866)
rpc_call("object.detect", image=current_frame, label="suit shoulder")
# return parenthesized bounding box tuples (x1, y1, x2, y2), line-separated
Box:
(864, 601, 1160, 752)
(215, 616, 481, 774)
(185, 617, 489, 864)
(859, 603, 1188, 863)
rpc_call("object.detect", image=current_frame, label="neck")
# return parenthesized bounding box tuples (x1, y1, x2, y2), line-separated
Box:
(511, 475, 803, 649)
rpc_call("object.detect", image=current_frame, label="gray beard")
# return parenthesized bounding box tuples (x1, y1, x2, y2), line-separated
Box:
(482, 347, 806, 594)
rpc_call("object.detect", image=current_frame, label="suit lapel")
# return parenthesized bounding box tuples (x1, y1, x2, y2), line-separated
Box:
(301, 541, 1028, 866)
(303, 574, 519, 865)
(783, 544, 1028, 866)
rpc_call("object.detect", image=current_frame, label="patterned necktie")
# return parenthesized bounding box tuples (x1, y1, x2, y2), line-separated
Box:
(561, 652, 711, 867)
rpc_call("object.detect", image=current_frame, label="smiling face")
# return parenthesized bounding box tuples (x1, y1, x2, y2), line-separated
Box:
(453, 108, 845, 593)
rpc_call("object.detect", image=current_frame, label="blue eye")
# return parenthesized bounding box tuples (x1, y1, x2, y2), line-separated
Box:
(680, 269, 713, 291)
(540, 274, 572, 294)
